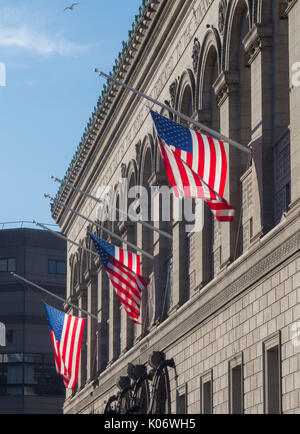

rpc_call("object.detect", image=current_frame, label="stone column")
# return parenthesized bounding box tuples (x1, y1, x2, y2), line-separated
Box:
(194, 109, 216, 286)
(85, 270, 98, 382)
(287, 0, 300, 211)
(243, 24, 274, 241)
(78, 285, 87, 389)
(213, 70, 241, 265)
(98, 267, 109, 372)
(108, 280, 121, 364)
(148, 172, 172, 324)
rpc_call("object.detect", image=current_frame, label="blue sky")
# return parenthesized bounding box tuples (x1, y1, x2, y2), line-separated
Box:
(0, 0, 141, 227)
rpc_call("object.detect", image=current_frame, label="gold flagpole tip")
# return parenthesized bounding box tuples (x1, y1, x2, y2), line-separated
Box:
(94, 68, 99, 73)
(32, 220, 36, 224)
(50, 175, 54, 180)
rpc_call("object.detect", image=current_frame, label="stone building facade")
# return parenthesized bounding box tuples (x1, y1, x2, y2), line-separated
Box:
(52, 0, 300, 414)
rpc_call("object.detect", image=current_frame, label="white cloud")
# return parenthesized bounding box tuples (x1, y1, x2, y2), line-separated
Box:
(0, 6, 87, 56)
(0, 25, 86, 55)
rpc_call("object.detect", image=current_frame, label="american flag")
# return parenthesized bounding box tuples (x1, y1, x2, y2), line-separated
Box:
(44, 304, 86, 390)
(89, 233, 146, 324)
(151, 111, 235, 222)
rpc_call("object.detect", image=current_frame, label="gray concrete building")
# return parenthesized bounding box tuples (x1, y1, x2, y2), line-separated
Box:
(52, 0, 300, 414)
(0, 226, 66, 414)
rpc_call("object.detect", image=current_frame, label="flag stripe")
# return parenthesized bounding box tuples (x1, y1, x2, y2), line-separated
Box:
(45, 304, 86, 390)
(151, 111, 235, 222)
(89, 234, 146, 324)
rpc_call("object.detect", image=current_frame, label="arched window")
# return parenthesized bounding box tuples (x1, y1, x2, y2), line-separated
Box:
(124, 171, 138, 347)
(177, 81, 195, 301)
(140, 146, 154, 331)
(272, 0, 291, 225)
(224, 0, 252, 259)
(199, 36, 222, 280)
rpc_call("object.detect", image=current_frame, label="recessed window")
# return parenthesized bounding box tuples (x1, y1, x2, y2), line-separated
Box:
(229, 354, 244, 414)
(177, 384, 187, 414)
(0, 258, 16, 273)
(263, 333, 282, 414)
(200, 370, 213, 414)
(48, 260, 66, 275)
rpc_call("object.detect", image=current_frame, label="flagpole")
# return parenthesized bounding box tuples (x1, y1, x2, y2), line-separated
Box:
(51, 176, 172, 240)
(44, 194, 155, 261)
(11, 273, 99, 320)
(96, 70, 252, 156)
(33, 220, 102, 259)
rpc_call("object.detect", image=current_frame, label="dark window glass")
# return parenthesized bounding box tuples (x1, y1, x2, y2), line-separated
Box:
(56, 261, 66, 275)
(0, 353, 65, 397)
(48, 260, 66, 275)
(230, 365, 243, 414)
(202, 381, 212, 414)
(7, 258, 16, 272)
(177, 393, 187, 414)
(0, 258, 16, 273)
(265, 346, 281, 414)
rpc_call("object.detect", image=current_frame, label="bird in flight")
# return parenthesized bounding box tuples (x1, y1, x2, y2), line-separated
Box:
(63, 3, 79, 12)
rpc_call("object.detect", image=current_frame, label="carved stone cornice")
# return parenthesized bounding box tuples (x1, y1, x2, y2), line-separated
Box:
(243, 24, 273, 66)
(213, 71, 239, 107)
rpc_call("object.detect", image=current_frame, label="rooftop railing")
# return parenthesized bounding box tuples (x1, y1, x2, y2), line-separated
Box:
(0, 221, 59, 230)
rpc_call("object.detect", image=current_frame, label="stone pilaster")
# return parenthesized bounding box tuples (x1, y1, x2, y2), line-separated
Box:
(98, 268, 109, 372)
(213, 70, 242, 265)
(243, 24, 274, 241)
(148, 171, 172, 324)
(78, 286, 87, 389)
(85, 270, 98, 382)
(192, 109, 214, 287)
(286, 0, 300, 211)
(108, 280, 120, 364)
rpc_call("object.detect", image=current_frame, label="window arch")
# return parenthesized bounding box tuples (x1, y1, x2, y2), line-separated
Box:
(222, 0, 253, 259)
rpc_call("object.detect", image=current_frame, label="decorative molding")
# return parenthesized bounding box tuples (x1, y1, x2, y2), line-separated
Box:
(135, 142, 141, 167)
(192, 37, 201, 72)
(213, 70, 239, 107)
(169, 79, 179, 108)
(218, 0, 227, 35)
(243, 24, 273, 66)
(121, 163, 127, 179)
